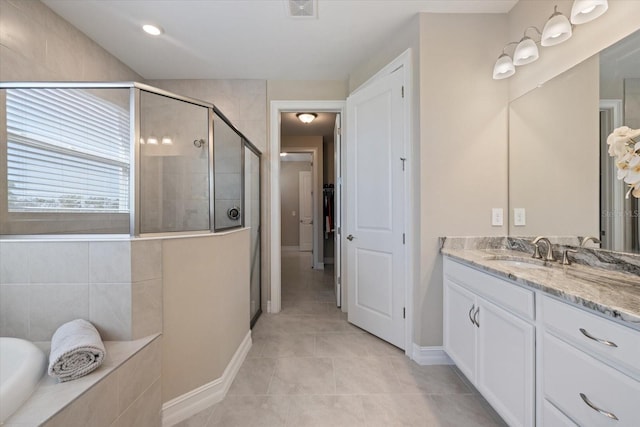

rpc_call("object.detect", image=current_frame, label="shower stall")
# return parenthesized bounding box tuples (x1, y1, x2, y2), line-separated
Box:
(0, 82, 262, 325)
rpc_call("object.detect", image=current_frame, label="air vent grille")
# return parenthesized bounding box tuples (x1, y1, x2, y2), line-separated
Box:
(287, 0, 317, 18)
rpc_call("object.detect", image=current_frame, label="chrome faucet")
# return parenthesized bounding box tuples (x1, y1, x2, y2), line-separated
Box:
(580, 236, 601, 247)
(532, 236, 557, 261)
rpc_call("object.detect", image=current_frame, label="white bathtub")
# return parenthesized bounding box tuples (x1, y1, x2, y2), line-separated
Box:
(0, 337, 47, 423)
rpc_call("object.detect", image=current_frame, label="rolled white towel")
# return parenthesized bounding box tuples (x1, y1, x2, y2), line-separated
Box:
(48, 319, 106, 382)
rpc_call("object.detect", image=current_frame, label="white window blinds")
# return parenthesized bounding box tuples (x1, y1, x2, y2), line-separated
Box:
(6, 88, 130, 213)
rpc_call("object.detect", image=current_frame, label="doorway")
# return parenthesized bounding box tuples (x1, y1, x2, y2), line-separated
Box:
(269, 101, 345, 314)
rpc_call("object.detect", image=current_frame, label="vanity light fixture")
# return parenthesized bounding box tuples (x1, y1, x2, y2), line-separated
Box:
(280, 152, 288, 157)
(296, 113, 317, 124)
(513, 27, 541, 66)
(142, 24, 164, 36)
(147, 137, 158, 145)
(161, 137, 172, 145)
(541, 6, 572, 47)
(570, 0, 608, 24)
(492, 42, 517, 80)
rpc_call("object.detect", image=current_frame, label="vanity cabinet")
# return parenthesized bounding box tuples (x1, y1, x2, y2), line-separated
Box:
(541, 295, 640, 426)
(443, 258, 535, 427)
(443, 255, 640, 427)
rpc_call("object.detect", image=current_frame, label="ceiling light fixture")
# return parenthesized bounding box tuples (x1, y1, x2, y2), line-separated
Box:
(296, 113, 317, 124)
(570, 0, 608, 24)
(541, 6, 572, 47)
(142, 24, 164, 36)
(280, 152, 288, 157)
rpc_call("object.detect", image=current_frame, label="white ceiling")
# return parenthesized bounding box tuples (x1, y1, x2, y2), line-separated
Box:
(43, 0, 517, 81)
(281, 112, 337, 138)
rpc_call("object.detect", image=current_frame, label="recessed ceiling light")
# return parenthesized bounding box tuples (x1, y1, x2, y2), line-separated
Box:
(142, 24, 163, 36)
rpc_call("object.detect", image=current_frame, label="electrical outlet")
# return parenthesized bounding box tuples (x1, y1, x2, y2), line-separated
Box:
(514, 208, 526, 226)
(491, 208, 504, 226)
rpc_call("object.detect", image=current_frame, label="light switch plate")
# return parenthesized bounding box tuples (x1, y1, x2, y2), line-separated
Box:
(514, 208, 526, 226)
(491, 208, 504, 226)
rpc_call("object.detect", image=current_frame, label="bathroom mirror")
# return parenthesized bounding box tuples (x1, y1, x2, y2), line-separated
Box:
(508, 29, 640, 253)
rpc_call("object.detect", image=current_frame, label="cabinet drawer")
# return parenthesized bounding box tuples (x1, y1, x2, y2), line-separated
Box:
(444, 258, 534, 321)
(542, 295, 640, 378)
(543, 400, 577, 427)
(543, 333, 640, 426)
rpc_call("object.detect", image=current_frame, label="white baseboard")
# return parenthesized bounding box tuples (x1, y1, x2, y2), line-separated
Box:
(162, 331, 252, 427)
(267, 300, 272, 313)
(281, 246, 300, 252)
(411, 344, 454, 365)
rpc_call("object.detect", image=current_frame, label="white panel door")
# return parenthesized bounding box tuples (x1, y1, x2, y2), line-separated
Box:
(299, 170, 313, 251)
(346, 68, 405, 348)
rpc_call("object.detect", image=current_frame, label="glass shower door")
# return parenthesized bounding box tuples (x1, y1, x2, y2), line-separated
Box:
(245, 142, 261, 327)
(139, 90, 211, 233)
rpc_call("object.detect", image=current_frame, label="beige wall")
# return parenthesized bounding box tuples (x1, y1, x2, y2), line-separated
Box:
(0, 0, 141, 81)
(418, 14, 509, 346)
(507, 0, 640, 101)
(280, 161, 312, 247)
(509, 56, 600, 237)
(162, 230, 249, 402)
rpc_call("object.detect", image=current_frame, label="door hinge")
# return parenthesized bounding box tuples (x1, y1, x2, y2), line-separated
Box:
(401, 86, 405, 98)
(403, 307, 406, 319)
(338, 276, 341, 285)
(400, 157, 406, 171)
(403, 233, 406, 244)
(337, 226, 341, 234)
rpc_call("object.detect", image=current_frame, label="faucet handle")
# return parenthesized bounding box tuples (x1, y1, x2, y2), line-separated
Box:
(532, 244, 543, 259)
(562, 249, 578, 265)
(580, 236, 601, 247)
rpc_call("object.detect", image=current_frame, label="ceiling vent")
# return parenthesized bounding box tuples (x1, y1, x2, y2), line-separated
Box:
(287, 0, 317, 18)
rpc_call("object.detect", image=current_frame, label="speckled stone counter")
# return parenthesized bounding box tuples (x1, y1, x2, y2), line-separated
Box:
(440, 236, 640, 330)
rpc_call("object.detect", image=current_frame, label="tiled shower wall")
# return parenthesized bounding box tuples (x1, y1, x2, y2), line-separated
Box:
(0, 239, 162, 341)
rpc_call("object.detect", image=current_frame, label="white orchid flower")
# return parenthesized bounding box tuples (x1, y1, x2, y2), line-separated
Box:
(623, 155, 640, 185)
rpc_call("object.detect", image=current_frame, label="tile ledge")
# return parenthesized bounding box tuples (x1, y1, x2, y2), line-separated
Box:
(5, 334, 160, 426)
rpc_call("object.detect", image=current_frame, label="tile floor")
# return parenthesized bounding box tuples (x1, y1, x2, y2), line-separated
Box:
(175, 251, 506, 427)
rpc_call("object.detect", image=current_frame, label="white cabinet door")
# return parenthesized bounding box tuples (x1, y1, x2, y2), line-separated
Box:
(477, 297, 535, 427)
(443, 278, 477, 382)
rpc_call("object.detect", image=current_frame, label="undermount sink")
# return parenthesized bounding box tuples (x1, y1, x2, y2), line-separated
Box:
(483, 255, 551, 270)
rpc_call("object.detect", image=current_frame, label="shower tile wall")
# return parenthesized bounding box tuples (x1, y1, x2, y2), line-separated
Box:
(146, 79, 267, 153)
(0, 239, 162, 341)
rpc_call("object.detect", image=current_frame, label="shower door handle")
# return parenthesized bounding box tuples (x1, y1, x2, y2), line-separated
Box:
(346, 234, 354, 241)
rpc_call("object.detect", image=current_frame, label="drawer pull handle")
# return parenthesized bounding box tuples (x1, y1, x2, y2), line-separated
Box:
(474, 307, 480, 328)
(579, 328, 618, 347)
(469, 305, 477, 326)
(579, 393, 619, 421)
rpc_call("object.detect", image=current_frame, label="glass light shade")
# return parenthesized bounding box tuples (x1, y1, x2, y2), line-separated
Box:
(296, 113, 317, 123)
(541, 11, 572, 46)
(513, 37, 539, 66)
(570, 0, 608, 24)
(492, 53, 515, 80)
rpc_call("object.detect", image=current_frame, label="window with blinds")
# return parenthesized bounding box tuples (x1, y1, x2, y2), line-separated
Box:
(6, 88, 130, 213)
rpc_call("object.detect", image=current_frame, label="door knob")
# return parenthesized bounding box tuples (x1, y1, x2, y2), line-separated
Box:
(346, 234, 354, 241)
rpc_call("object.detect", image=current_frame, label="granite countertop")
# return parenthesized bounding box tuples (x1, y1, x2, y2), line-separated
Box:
(440, 237, 640, 330)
